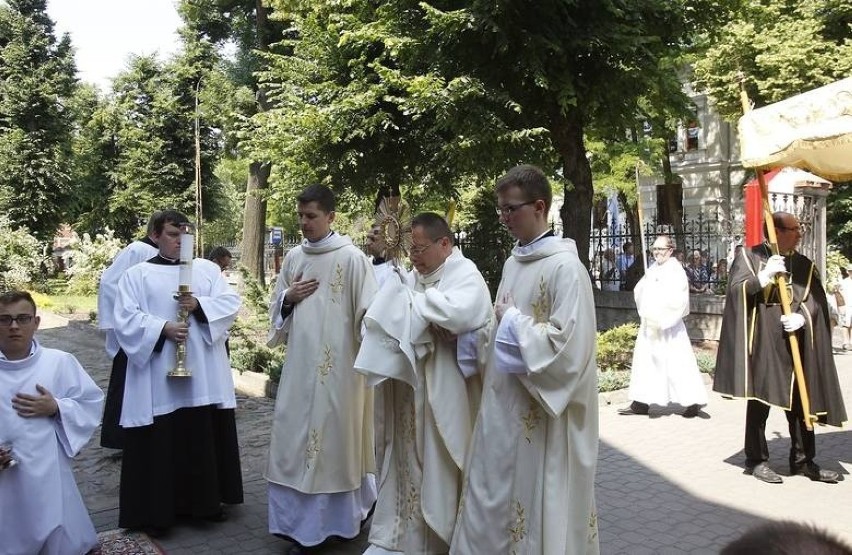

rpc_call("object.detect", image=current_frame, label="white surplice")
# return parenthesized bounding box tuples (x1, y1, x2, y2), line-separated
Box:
(113, 258, 240, 427)
(450, 237, 600, 555)
(98, 238, 158, 358)
(628, 257, 708, 407)
(0, 341, 104, 555)
(356, 248, 492, 554)
(266, 233, 378, 545)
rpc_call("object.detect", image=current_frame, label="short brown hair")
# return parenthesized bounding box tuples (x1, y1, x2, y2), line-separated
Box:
(495, 164, 552, 211)
(0, 290, 37, 314)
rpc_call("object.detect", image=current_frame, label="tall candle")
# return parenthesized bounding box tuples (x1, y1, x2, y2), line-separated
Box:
(179, 230, 194, 289)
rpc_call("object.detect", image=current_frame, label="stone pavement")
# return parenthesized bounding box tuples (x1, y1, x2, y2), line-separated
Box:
(34, 311, 852, 554)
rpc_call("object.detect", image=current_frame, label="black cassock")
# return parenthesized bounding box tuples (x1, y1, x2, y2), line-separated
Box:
(713, 244, 846, 427)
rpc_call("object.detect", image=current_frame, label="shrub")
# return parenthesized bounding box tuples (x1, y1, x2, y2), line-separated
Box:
(64, 229, 123, 295)
(695, 351, 717, 374)
(597, 369, 631, 392)
(597, 322, 639, 373)
(0, 217, 46, 289)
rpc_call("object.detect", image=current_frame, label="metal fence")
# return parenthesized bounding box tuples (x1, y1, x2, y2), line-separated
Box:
(216, 190, 820, 294)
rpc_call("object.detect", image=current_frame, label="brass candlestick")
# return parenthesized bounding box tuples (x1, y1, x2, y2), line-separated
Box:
(168, 284, 192, 377)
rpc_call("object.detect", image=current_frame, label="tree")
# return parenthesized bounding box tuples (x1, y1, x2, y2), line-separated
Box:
(0, 0, 77, 240)
(692, 0, 852, 122)
(692, 0, 852, 256)
(258, 0, 722, 267)
(179, 0, 285, 284)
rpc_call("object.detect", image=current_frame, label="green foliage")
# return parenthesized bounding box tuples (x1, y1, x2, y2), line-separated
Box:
(228, 266, 286, 381)
(692, 0, 852, 122)
(597, 369, 631, 393)
(825, 247, 851, 290)
(0, 217, 46, 289)
(63, 229, 123, 295)
(695, 350, 717, 374)
(0, 0, 77, 240)
(596, 323, 640, 373)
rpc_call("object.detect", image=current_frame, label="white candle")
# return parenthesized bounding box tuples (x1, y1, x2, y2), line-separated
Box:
(179, 231, 194, 289)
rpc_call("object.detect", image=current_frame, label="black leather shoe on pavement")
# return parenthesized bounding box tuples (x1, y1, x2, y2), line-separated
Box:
(682, 404, 701, 418)
(617, 401, 649, 416)
(749, 463, 783, 484)
(790, 462, 840, 483)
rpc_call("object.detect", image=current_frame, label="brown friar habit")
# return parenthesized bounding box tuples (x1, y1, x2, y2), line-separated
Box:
(713, 244, 846, 426)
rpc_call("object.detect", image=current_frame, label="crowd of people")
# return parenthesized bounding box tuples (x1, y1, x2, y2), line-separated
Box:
(0, 164, 848, 555)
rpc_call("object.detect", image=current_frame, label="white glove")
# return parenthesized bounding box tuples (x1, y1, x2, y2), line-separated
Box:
(758, 255, 787, 287)
(781, 313, 805, 332)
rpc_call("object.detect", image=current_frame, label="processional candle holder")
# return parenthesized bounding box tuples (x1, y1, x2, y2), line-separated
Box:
(169, 224, 195, 378)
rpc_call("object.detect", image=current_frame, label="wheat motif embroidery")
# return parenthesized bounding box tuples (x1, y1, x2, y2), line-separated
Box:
(508, 498, 527, 548)
(530, 277, 550, 324)
(317, 346, 333, 384)
(330, 264, 345, 302)
(305, 429, 320, 469)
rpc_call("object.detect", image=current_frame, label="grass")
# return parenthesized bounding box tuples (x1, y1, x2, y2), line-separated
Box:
(32, 291, 97, 317)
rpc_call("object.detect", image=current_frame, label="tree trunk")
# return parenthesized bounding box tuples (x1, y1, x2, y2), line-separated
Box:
(551, 108, 594, 270)
(660, 144, 685, 239)
(239, 1, 273, 285)
(240, 161, 271, 285)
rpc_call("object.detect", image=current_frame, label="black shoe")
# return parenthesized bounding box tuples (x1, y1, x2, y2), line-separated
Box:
(617, 401, 649, 416)
(204, 509, 228, 522)
(682, 404, 701, 418)
(790, 462, 839, 483)
(748, 462, 783, 484)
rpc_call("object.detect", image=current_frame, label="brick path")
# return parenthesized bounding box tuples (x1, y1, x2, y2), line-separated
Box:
(34, 311, 852, 554)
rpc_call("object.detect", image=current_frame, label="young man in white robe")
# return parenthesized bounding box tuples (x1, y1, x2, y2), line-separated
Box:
(113, 209, 243, 535)
(618, 235, 708, 417)
(356, 212, 492, 555)
(266, 184, 378, 553)
(0, 290, 104, 555)
(97, 210, 160, 449)
(450, 164, 600, 555)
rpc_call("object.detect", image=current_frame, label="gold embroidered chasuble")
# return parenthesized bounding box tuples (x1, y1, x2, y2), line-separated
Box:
(356, 248, 493, 553)
(266, 234, 377, 493)
(450, 237, 600, 555)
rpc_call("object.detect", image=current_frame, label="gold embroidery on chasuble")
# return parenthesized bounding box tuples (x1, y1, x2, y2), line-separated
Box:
(521, 403, 542, 443)
(317, 346, 333, 384)
(588, 511, 599, 543)
(530, 277, 550, 324)
(330, 264, 345, 303)
(508, 498, 528, 553)
(305, 429, 321, 469)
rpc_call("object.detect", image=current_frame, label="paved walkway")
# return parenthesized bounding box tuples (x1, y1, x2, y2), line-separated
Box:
(36, 312, 852, 554)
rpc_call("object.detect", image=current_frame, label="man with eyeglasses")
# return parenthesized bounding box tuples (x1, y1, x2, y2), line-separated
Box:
(357, 212, 492, 555)
(0, 290, 104, 555)
(618, 235, 707, 418)
(714, 211, 846, 484)
(451, 165, 599, 554)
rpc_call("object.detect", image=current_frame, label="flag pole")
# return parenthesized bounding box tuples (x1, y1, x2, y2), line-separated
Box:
(738, 76, 815, 430)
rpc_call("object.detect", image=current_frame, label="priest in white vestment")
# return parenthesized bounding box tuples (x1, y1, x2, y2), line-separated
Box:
(113, 210, 243, 535)
(618, 236, 708, 417)
(266, 184, 378, 551)
(97, 211, 159, 449)
(357, 213, 492, 555)
(451, 165, 600, 555)
(0, 290, 104, 555)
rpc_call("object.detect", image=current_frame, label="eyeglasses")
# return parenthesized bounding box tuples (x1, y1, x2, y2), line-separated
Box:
(651, 247, 672, 252)
(495, 201, 536, 216)
(409, 240, 438, 256)
(0, 314, 34, 327)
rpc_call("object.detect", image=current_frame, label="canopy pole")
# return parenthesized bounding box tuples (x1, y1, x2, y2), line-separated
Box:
(739, 76, 816, 430)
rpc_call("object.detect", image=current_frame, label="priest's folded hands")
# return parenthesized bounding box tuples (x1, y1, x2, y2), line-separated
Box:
(11, 384, 59, 418)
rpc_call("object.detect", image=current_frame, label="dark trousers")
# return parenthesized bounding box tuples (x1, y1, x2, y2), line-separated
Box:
(744, 384, 815, 468)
